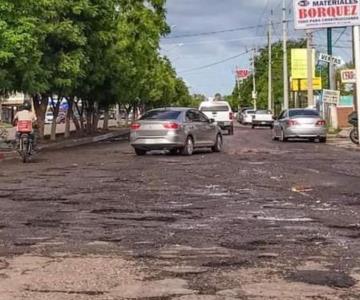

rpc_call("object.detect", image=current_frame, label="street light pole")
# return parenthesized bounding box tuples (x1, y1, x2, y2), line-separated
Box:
(252, 48, 257, 111)
(282, 0, 289, 110)
(268, 19, 272, 111)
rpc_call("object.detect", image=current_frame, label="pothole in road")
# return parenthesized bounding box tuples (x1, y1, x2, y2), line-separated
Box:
(24, 219, 63, 228)
(202, 259, 249, 269)
(287, 270, 357, 288)
(91, 208, 137, 214)
(110, 215, 178, 223)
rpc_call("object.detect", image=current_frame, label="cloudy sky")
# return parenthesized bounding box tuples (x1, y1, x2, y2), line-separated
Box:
(160, 0, 353, 97)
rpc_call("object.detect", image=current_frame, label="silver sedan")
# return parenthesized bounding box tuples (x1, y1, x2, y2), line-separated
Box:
(272, 109, 327, 142)
(130, 108, 223, 156)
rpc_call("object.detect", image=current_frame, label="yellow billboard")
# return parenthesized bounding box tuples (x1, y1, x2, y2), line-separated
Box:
(291, 77, 322, 91)
(291, 49, 315, 79)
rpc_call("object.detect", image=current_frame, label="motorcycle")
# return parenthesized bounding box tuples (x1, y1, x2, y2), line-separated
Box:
(348, 112, 359, 145)
(17, 132, 34, 163)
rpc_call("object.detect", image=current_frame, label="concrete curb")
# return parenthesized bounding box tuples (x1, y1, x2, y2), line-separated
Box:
(0, 129, 130, 162)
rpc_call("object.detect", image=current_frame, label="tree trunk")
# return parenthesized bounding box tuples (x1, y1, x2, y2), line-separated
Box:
(65, 99, 73, 138)
(103, 109, 109, 130)
(32, 94, 49, 139)
(50, 99, 61, 141)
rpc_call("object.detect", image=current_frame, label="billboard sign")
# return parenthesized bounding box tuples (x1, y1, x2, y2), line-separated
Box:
(291, 77, 322, 91)
(236, 69, 250, 80)
(294, 0, 360, 30)
(291, 49, 315, 79)
(341, 69, 356, 83)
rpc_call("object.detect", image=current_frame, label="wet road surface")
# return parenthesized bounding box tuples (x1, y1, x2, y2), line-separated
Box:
(1, 125, 360, 299)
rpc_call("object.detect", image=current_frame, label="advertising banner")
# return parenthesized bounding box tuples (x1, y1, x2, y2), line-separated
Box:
(341, 69, 356, 83)
(291, 49, 315, 79)
(294, 0, 360, 30)
(322, 89, 340, 104)
(291, 77, 322, 91)
(236, 69, 250, 80)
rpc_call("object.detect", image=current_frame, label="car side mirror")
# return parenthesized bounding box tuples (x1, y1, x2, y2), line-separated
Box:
(209, 118, 215, 123)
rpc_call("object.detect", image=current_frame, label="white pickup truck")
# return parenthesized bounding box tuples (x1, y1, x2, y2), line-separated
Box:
(199, 101, 234, 135)
(252, 110, 274, 129)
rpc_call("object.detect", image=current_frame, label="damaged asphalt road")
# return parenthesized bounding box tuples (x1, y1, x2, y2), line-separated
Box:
(0, 126, 360, 299)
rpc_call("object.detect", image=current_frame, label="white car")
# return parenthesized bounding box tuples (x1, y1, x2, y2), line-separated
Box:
(199, 101, 234, 135)
(240, 109, 255, 125)
(252, 110, 274, 129)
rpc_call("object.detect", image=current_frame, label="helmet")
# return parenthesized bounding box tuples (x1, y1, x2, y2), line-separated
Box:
(23, 101, 32, 111)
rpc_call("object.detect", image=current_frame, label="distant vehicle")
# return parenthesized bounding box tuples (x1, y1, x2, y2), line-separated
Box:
(272, 109, 327, 142)
(45, 112, 54, 124)
(239, 109, 255, 125)
(199, 101, 234, 135)
(130, 108, 223, 156)
(252, 110, 274, 129)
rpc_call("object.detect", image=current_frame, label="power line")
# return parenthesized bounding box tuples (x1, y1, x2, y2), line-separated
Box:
(334, 27, 347, 46)
(164, 22, 285, 40)
(179, 49, 252, 74)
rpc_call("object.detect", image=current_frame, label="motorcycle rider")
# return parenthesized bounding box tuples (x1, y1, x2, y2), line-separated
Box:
(13, 101, 37, 148)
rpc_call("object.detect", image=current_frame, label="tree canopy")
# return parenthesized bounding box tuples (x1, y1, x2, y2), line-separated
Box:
(0, 0, 193, 138)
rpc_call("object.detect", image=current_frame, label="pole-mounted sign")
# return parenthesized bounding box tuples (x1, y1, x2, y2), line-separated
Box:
(318, 53, 342, 65)
(294, 0, 360, 30)
(235, 69, 250, 80)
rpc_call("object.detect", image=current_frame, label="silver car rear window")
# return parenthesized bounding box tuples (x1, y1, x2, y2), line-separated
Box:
(289, 110, 319, 118)
(201, 106, 229, 112)
(140, 110, 181, 120)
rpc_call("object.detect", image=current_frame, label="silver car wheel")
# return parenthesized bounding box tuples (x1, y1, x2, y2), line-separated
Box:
(280, 129, 287, 142)
(187, 138, 194, 154)
(181, 137, 194, 156)
(217, 135, 222, 150)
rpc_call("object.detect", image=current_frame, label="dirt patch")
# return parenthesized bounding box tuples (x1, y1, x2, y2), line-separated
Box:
(287, 270, 357, 288)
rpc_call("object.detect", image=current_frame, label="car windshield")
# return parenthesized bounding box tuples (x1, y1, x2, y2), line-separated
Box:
(289, 109, 319, 118)
(256, 110, 271, 114)
(140, 110, 181, 120)
(200, 106, 229, 112)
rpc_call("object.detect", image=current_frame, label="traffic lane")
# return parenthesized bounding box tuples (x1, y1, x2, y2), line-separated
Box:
(1, 129, 360, 295)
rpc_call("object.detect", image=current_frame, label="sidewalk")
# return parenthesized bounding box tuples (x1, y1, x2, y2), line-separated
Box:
(0, 128, 129, 162)
(5, 119, 119, 141)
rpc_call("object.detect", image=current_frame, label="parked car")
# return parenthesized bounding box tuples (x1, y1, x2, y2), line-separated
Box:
(239, 109, 255, 125)
(272, 109, 327, 142)
(252, 110, 274, 129)
(199, 101, 234, 135)
(130, 108, 223, 156)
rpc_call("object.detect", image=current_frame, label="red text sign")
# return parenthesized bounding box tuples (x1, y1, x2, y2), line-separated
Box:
(294, 0, 360, 30)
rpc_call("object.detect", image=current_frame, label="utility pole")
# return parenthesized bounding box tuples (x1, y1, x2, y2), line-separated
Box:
(306, 30, 314, 107)
(327, 28, 336, 90)
(282, 0, 289, 110)
(268, 19, 272, 111)
(252, 48, 257, 111)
